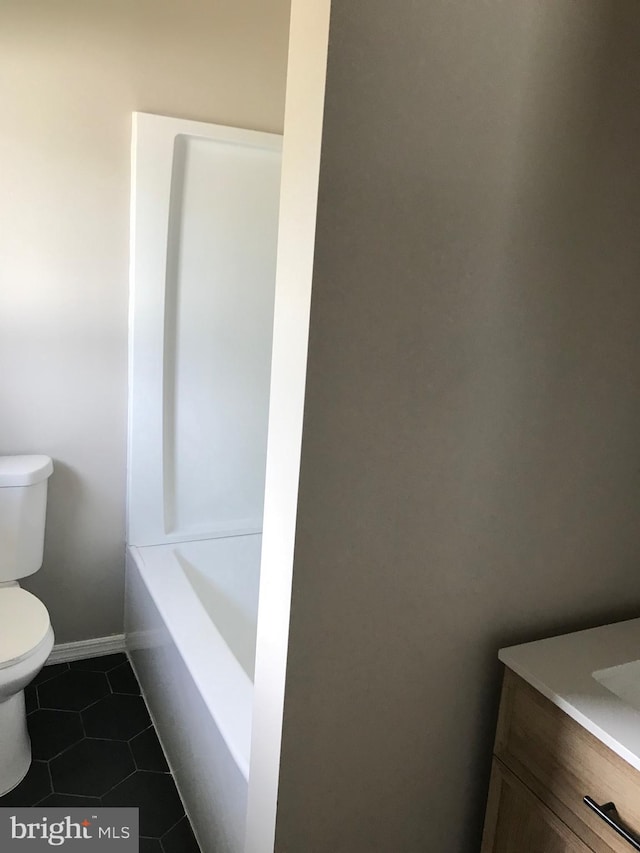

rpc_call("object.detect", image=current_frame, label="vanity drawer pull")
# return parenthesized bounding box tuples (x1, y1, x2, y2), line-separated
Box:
(584, 797, 640, 850)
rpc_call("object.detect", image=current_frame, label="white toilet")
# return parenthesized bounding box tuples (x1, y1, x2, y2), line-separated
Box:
(0, 455, 55, 796)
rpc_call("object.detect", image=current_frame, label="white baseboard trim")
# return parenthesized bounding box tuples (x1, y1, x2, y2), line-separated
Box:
(47, 634, 127, 665)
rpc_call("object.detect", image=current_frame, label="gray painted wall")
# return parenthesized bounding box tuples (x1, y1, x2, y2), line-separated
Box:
(276, 2, 640, 850)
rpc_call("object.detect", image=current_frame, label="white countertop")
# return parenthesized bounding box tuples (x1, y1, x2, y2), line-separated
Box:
(499, 618, 640, 773)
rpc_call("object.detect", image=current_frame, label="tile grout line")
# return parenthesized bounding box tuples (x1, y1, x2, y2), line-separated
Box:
(31, 762, 55, 808)
(159, 812, 188, 848)
(98, 767, 139, 802)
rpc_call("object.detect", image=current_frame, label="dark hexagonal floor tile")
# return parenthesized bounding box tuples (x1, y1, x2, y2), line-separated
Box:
(4, 654, 199, 847)
(25, 684, 38, 714)
(50, 739, 134, 797)
(162, 815, 201, 852)
(32, 662, 69, 686)
(0, 761, 51, 806)
(28, 709, 84, 760)
(82, 694, 150, 741)
(70, 653, 126, 672)
(39, 670, 109, 712)
(108, 661, 141, 695)
(102, 771, 184, 838)
(130, 727, 169, 773)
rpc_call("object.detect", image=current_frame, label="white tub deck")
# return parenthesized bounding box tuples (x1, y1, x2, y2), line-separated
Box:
(130, 534, 260, 778)
(125, 534, 261, 853)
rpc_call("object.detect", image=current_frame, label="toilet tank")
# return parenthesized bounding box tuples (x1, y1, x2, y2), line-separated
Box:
(0, 455, 54, 582)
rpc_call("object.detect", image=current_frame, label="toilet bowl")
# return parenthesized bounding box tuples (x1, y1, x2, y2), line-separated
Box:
(0, 456, 54, 796)
(0, 587, 54, 795)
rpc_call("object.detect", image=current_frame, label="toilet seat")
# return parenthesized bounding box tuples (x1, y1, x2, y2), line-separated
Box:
(0, 587, 51, 670)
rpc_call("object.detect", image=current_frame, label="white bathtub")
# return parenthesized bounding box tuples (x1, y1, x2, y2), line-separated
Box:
(125, 534, 261, 853)
(126, 115, 282, 852)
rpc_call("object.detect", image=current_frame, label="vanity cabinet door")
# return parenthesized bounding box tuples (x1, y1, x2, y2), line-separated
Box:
(495, 669, 640, 853)
(482, 759, 593, 853)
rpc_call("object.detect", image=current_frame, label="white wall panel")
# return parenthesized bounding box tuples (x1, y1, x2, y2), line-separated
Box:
(128, 113, 282, 546)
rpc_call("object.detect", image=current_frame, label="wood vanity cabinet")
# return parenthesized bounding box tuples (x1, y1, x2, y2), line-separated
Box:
(481, 669, 640, 853)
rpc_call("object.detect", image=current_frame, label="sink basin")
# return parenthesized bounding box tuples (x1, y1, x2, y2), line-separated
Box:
(593, 660, 640, 713)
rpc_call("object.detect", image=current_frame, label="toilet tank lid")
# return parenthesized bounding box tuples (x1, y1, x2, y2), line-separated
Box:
(0, 455, 54, 487)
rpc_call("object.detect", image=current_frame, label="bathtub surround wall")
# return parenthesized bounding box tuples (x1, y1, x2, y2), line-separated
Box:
(127, 113, 282, 547)
(0, 0, 290, 642)
(275, 2, 640, 852)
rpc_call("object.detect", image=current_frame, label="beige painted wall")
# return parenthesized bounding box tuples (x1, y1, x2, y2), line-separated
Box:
(0, 0, 290, 642)
(277, 2, 640, 851)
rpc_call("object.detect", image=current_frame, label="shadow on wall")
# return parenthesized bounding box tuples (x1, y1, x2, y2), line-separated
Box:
(475, 2, 640, 642)
(19, 459, 123, 641)
(462, 3, 640, 848)
(40, 460, 85, 549)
